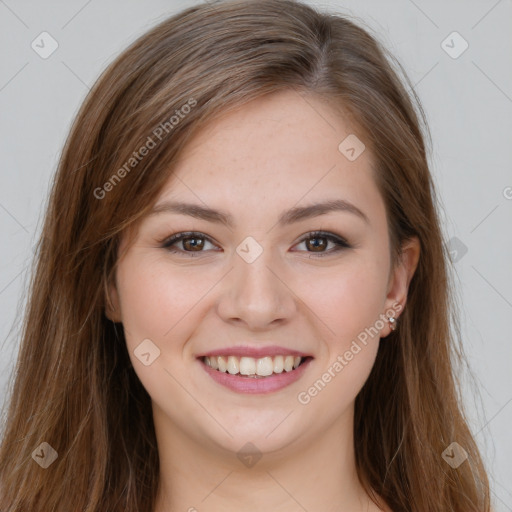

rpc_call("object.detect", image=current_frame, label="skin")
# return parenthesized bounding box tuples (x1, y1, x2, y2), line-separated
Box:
(107, 89, 419, 512)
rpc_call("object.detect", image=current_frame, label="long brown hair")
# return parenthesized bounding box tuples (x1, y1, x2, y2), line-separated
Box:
(0, 1, 490, 510)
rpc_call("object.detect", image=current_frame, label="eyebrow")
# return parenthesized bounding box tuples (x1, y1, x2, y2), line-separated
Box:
(148, 199, 369, 227)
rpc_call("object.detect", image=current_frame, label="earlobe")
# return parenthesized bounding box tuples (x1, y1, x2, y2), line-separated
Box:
(382, 236, 420, 337)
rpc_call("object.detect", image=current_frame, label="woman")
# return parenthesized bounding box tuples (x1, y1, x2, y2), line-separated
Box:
(0, 0, 491, 511)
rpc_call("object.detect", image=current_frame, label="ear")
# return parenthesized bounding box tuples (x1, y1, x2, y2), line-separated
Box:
(381, 236, 420, 338)
(105, 274, 122, 323)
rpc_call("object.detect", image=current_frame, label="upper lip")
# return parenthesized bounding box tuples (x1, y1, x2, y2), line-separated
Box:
(198, 345, 312, 359)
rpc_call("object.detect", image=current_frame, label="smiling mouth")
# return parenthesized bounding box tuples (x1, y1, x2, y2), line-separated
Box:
(202, 355, 312, 378)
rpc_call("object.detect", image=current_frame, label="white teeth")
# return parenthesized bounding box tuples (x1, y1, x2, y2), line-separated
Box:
(256, 356, 274, 376)
(239, 356, 256, 375)
(227, 356, 239, 375)
(217, 356, 227, 373)
(204, 354, 305, 376)
(273, 355, 284, 373)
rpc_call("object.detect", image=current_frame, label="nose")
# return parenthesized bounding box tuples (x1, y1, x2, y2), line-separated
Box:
(216, 246, 297, 330)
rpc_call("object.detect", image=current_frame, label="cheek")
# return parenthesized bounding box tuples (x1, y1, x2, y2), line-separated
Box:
(115, 256, 210, 422)
(304, 255, 388, 353)
(116, 254, 207, 354)
(296, 258, 387, 417)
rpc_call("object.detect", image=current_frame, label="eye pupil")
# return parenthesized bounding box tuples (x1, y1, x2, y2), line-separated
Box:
(307, 237, 326, 252)
(183, 237, 204, 251)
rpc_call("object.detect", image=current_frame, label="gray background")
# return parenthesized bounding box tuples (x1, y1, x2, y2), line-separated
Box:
(0, 0, 511, 509)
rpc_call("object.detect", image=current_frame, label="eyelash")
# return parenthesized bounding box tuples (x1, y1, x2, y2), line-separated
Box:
(160, 230, 351, 258)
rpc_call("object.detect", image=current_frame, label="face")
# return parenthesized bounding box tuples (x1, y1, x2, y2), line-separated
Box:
(108, 89, 414, 458)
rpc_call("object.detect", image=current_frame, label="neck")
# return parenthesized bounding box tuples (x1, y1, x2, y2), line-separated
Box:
(152, 403, 377, 512)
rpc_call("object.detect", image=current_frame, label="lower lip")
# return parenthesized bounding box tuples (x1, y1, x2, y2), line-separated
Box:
(200, 357, 313, 394)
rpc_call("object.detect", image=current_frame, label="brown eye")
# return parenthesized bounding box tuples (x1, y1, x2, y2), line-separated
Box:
(162, 232, 217, 256)
(182, 236, 205, 251)
(294, 231, 351, 257)
(305, 236, 328, 252)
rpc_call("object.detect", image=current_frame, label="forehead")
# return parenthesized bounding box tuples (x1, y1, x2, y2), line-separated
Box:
(153, 90, 385, 227)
